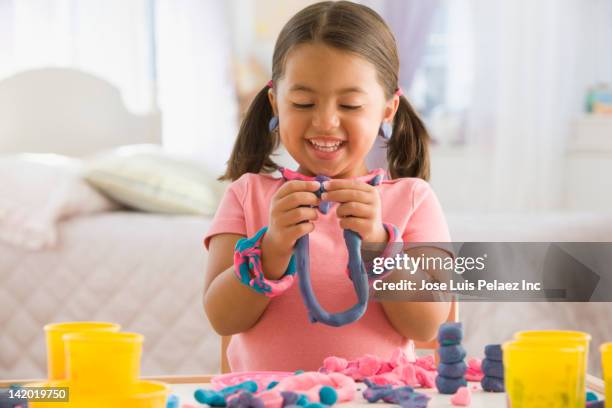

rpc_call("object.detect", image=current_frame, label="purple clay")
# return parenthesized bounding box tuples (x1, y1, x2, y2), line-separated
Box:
(438, 345, 467, 364)
(481, 376, 505, 392)
(481, 358, 504, 378)
(435, 375, 467, 395)
(363, 385, 394, 403)
(227, 392, 265, 408)
(381, 386, 416, 404)
(281, 391, 299, 407)
(437, 361, 468, 378)
(438, 322, 463, 346)
(484, 344, 503, 361)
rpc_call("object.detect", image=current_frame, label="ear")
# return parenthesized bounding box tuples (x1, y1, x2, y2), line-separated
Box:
(383, 94, 400, 122)
(268, 89, 279, 116)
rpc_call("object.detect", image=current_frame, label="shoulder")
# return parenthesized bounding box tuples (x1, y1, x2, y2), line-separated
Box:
(379, 177, 435, 209)
(226, 172, 284, 200)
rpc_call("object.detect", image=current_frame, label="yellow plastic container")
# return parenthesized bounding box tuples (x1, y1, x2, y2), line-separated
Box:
(503, 340, 585, 408)
(601, 342, 612, 405)
(515, 330, 591, 353)
(514, 329, 591, 404)
(63, 331, 143, 394)
(44, 322, 120, 380)
(27, 380, 169, 408)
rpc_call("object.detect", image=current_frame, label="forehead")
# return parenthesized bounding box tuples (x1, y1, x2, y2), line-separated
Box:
(281, 43, 382, 94)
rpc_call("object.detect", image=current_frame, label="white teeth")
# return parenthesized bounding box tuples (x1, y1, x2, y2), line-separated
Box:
(309, 140, 343, 152)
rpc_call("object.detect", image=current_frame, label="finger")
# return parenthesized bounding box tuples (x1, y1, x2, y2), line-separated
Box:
(276, 206, 318, 227)
(323, 179, 374, 192)
(286, 221, 315, 242)
(322, 188, 374, 204)
(276, 180, 321, 200)
(275, 191, 320, 212)
(338, 217, 369, 236)
(336, 202, 372, 219)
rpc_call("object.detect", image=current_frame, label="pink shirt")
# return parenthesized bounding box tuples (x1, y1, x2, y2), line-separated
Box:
(204, 169, 450, 372)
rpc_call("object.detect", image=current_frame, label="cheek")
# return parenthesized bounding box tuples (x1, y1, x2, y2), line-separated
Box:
(345, 116, 380, 144)
(279, 109, 309, 133)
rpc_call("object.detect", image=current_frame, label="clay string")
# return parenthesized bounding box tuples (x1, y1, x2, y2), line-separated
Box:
(280, 167, 384, 327)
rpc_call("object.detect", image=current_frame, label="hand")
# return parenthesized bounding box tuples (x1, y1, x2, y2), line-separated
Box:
(263, 180, 321, 255)
(321, 179, 388, 244)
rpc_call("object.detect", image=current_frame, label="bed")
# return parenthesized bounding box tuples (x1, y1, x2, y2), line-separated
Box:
(0, 68, 220, 380)
(1, 68, 612, 381)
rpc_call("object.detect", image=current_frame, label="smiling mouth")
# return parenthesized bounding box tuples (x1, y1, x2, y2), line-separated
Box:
(308, 139, 346, 152)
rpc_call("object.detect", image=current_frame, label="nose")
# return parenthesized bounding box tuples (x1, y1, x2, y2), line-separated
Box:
(312, 103, 340, 132)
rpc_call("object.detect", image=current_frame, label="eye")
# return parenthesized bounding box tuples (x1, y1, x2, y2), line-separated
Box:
(292, 103, 314, 109)
(340, 105, 362, 110)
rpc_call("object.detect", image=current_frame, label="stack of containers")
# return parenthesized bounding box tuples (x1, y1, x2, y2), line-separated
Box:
(27, 321, 169, 408)
(435, 322, 467, 394)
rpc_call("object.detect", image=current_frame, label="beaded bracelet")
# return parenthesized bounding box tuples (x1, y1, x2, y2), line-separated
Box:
(234, 226, 296, 297)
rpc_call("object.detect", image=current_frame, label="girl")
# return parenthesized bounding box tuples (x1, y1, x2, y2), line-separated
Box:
(204, 1, 451, 372)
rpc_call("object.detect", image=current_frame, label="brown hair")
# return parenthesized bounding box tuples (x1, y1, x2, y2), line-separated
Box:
(220, 1, 430, 181)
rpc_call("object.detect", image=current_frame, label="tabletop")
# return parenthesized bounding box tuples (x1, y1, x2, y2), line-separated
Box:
(0, 374, 605, 407)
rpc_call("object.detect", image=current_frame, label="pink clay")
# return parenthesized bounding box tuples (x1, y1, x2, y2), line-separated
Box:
(357, 355, 382, 376)
(256, 390, 284, 408)
(465, 357, 484, 382)
(414, 366, 436, 388)
(273, 372, 356, 403)
(415, 355, 436, 371)
(467, 358, 482, 371)
(393, 363, 417, 386)
(450, 386, 472, 406)
(323, 356, 348, 372)
(317, 346, 437, 387)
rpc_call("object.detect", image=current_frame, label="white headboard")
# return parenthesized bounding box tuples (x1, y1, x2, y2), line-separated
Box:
(0, 68, 161, 157)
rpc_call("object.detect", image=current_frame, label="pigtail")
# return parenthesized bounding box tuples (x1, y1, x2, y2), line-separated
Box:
(387, 95, 431, 181)
(219, 86, 280, 181)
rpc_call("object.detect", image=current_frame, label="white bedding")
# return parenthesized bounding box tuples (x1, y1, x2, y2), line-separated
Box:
(0, 212, 218, 379)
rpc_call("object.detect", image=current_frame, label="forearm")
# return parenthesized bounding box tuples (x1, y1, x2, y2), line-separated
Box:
(204, 265, 272, 335)
(376, 247, 453, 341)
(204, 243, 293, 335)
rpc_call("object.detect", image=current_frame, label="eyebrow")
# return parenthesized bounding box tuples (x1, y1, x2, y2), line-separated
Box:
(289, 84, 366, 94)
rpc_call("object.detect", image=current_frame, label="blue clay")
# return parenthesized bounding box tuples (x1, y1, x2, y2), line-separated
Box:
(437, 361, 467, 378)
(167, 394, 179, 408)
(586, 391, 598, 401)
(435, 375, 467, 395)
(319, 386, 337, 405)
(481, 358, 504, 378)
(484, 344, 503, 361)
(438, 322, 463, 346)
(438, 345, 467, 363)
(481, 375, 505, 392)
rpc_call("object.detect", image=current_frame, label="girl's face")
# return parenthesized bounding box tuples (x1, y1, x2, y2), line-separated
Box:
(268, 43, 399, 178)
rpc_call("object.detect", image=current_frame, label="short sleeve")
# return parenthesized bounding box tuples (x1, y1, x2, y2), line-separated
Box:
(203, 176, 249, 249)
(403, 179, 451, 243)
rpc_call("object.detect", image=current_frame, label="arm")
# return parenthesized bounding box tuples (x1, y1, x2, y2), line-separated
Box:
(378, 246, 452, 342)
(203, 232, 294, 336)
(204, 180, 320, 335)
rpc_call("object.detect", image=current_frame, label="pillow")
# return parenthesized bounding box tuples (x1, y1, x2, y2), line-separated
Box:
(0, 154, 118, 250)
(84, 145, 225, 216)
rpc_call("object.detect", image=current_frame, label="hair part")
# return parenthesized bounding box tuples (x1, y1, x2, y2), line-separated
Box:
(220, 1, 431, 181)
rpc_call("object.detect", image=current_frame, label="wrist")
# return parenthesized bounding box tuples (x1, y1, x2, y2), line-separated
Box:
(234, 226, 296, 297)
(364, 224, 389, 245)
(260, 232, 294, 280)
